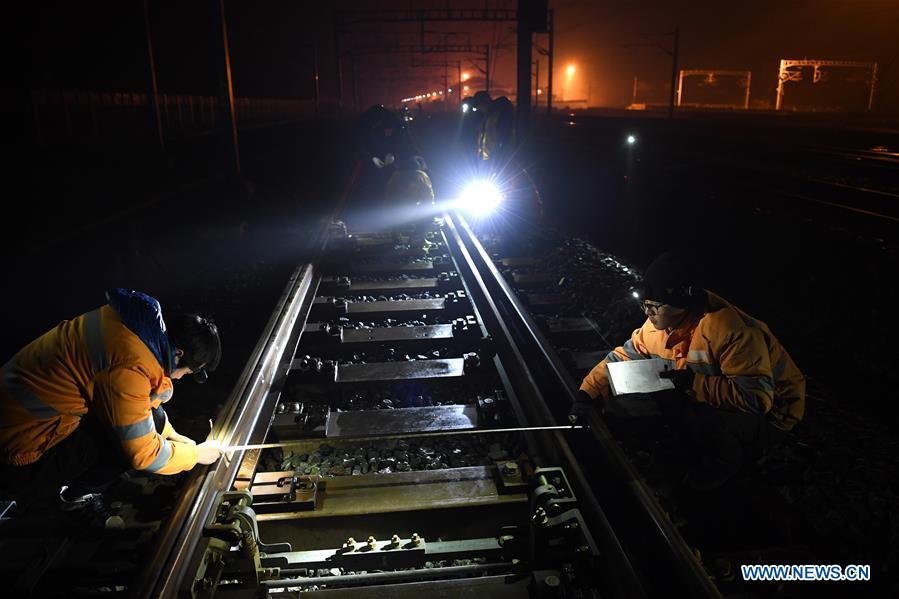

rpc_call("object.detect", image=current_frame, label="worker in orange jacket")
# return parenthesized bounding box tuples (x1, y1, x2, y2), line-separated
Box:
(0, 289, 224, 515)
(569, 252, 805, 490)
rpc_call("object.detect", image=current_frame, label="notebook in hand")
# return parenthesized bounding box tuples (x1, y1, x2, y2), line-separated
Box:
(607, 358, 676, 397)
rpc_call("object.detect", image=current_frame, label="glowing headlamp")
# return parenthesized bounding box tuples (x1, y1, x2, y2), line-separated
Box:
(459, 180, 503, 216)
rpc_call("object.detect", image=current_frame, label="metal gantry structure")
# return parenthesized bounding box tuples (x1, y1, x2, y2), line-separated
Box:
(677, 70, 752, 110)
(775, 59, 878, 111)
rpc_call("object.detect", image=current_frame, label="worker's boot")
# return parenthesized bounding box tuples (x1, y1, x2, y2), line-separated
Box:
(58, 486, 122, 530)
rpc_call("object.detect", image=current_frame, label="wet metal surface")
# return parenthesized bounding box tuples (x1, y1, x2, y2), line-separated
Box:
(347, 278, 440, 292)
(354, 260, 434, 274)
(346, 299, 445, 314)
(325, 405, 478, 438)
(335, 358, 465, 383)
(341, 324, 454, 344)
(499, 258, 541, 267)
(262, 537, 502, 570)
(254, 466, 525, 520)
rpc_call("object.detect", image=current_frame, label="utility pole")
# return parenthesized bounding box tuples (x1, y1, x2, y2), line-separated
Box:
(351, 52, 359, 113)
(217, 0, 240, 175)
(668, 27, 679, 119)
(486, 46, 491, 94)
(333, 20, 342, 115)
(516, 0, 532, 137)
(312, 44, 320, 118)
(458, 61, 462, 107)
(547, 9, 554, 115)
(142, 0, 164, 150)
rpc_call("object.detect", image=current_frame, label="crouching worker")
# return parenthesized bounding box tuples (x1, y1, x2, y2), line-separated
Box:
(386, 155, 437, 238)
(0, 288, 224, 519)
(569, 252, 805, 491)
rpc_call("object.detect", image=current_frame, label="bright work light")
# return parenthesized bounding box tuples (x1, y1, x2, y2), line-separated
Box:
(459, 180, 503, 216)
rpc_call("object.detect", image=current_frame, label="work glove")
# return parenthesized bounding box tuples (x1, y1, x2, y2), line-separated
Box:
(659, 368, 695, 393)
(568, 389, 601, 425)
(196, 439, 224, 465)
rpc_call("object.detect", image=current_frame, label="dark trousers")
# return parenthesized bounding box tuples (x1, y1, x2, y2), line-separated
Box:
(0, 407, 165, 507)
(678, 401, 786, 488)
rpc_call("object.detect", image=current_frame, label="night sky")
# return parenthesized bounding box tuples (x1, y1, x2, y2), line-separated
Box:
(26, 1, 899, 110)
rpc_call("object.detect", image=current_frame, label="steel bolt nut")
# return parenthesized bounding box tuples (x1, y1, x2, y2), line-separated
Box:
(501, 461, 520, 477)
(367, 535, 377, 550)
(411, 532, 422, 547)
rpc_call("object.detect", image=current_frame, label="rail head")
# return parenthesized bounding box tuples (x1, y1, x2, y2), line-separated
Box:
(134, 262, 318, 598)
(444, 210, 721, 598)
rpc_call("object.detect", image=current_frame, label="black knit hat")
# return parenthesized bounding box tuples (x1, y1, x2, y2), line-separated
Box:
(639, 251, 703, 309)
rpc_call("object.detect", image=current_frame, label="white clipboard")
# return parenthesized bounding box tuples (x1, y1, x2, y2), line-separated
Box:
(607, 358, 675, 397)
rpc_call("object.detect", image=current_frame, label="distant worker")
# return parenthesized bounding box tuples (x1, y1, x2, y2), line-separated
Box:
(473, 95, 543, 226)
(0, 289, 224, 520)
(385, 155, 436, 236)
(357, 104, 416, 170)
(386, 155, 435, 209)
(354, 105, 421, 211)
(569, 252, 805, 491)
(477, 96, 515, 168)
(459, 91, 492, 160)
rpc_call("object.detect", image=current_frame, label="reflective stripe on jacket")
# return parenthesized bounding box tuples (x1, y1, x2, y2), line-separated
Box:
(0, 305, 197, 471)
(580, 291, 805, 431)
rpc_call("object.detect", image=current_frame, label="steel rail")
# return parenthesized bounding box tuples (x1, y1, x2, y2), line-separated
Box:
(448, 212, 721, 598)
(746, 180, 899, 223)
(138, 207, 713, 597)
(264, 562, 515, 589)
(133, 261, 319, 598)
(442, 212, 648, 599)
(220, 425, 586, 451)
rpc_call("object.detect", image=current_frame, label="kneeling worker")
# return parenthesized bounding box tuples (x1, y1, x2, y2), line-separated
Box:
(0, 288, 224, 515)
(570, 252, 805, 490)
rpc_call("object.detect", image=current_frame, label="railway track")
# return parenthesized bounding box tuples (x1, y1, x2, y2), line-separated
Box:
(748, 176, 899, 223)
(132, 210, 719, 598)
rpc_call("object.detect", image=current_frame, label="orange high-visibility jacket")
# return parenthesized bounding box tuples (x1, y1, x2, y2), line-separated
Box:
(0, 305, 198, 472)
(580, 291, 805, 431)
